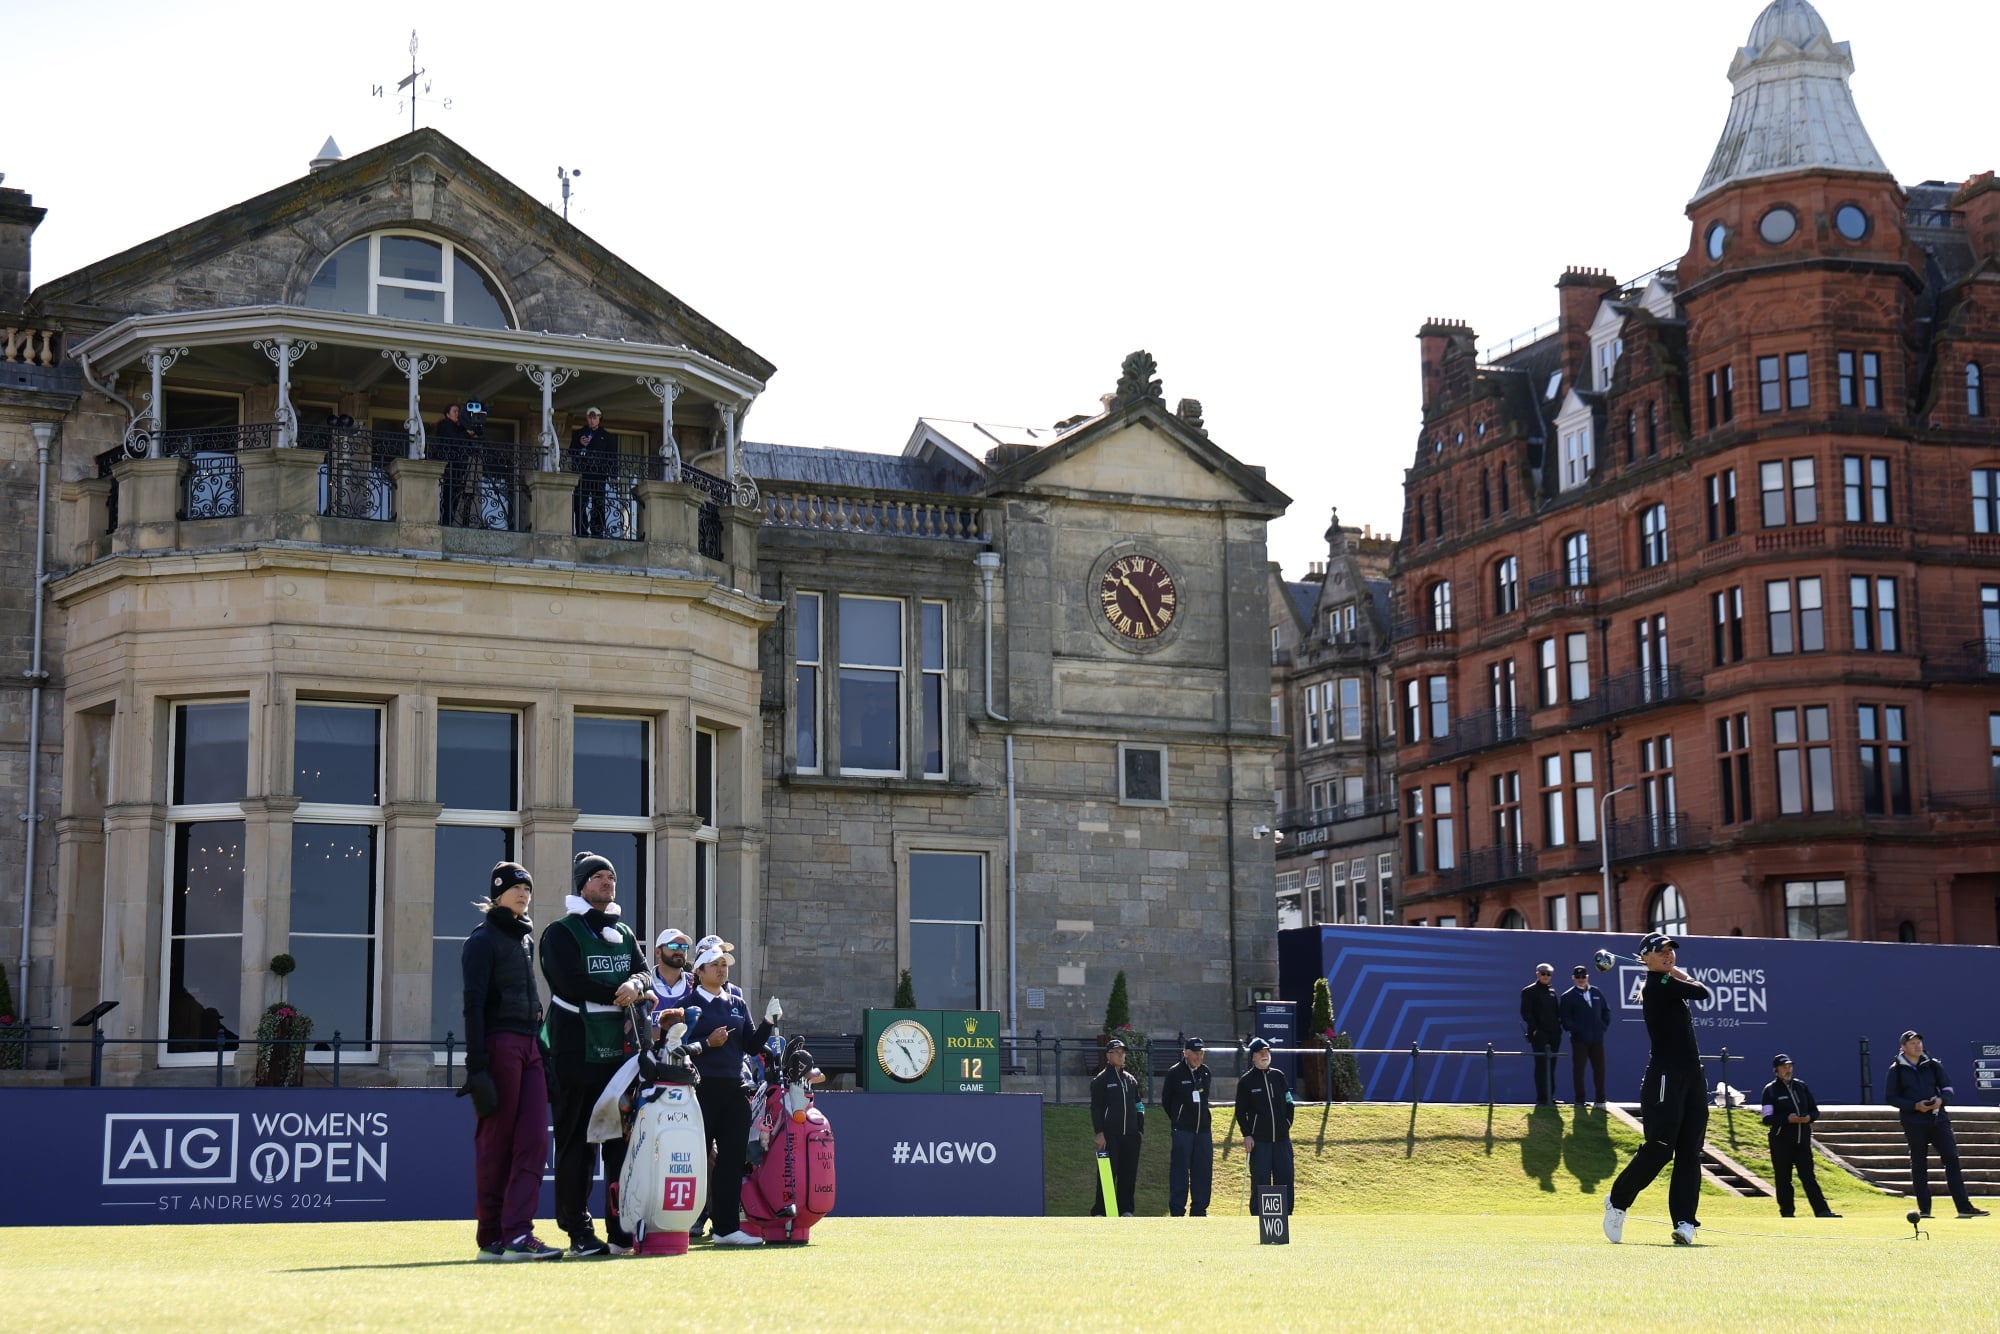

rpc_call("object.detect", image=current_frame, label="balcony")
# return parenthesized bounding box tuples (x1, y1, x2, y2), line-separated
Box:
(1391, 617, 1457, 657)
(1428, 707, 1529, 761)
(1526, 570, 1594, 611)
(1567, 665, 1699, 725)
(1604, 812, 1710, 863)
(1278, 794, 1397, 850)
(1434, 843, 1539, 893)
(1928, 638, 2000, 683)
(761, 487, 989, 544)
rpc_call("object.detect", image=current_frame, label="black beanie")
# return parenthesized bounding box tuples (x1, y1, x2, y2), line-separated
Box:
(490, 861, 532, 893)
(573, 851, 615, 891)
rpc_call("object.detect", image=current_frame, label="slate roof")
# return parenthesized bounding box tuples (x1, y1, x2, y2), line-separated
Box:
(743, 441, 985, 495)
(1284, 580, 1320, 624)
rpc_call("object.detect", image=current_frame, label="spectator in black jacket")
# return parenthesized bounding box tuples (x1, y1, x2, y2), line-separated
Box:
(1160, 1037, 1212, 1217)
(458, 861, 560, 1261)
(1887, 1030, 1991, 1219)
(1521, 962, 1562, 1105)
(1235, 1037, 1295, 1216)
(1090, 1039, 1144, 1216)
(1559, 964, 1612, 1109)
(1759, 1054, 1838, 1219)
(569, 407, 615, 536)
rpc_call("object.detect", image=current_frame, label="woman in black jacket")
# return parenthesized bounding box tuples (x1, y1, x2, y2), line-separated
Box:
(459, 861, 560, 1260)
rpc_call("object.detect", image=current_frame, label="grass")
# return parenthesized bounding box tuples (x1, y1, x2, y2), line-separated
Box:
(6, 1105, 1993, 1331)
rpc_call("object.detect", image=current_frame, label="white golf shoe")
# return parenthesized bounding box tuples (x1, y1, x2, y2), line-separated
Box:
(1672, 1220, 1698, 1246)
(714, 1229, 765, 1247)
(1602, 1196, 1626, 1243)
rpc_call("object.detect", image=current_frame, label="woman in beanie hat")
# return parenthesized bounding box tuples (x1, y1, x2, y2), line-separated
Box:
(459, 861, 559, 1260)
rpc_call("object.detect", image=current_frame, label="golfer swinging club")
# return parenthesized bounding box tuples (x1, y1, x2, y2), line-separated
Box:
(1603, 931, 1710, 1246)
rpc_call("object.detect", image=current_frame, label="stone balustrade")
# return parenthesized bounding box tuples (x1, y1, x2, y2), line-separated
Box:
(2, 324, 62, 366)
(761, 487, 988, 541)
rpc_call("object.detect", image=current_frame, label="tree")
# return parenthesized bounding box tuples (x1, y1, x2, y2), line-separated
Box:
(894, 969, 915, 1009)
(1103, 971, 1132, 1032)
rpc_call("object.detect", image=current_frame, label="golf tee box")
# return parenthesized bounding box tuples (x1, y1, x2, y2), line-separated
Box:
(860, 1009, 1001, 1093)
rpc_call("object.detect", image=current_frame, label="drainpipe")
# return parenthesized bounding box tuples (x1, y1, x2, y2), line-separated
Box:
(975, 550, 1016, 1057)
(18, 421, 57, 1029)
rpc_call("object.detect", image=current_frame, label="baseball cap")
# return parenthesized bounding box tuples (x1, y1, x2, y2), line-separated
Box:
(1772, 1053, 1793, 1068)
(1183, 1036, 1204, 1051)
(1639, 931, 1678, 954)
(1246, 1037, 1272, 1054)
(1572, 965, 1589, 978)
(692, 944, 734, 971)
(1901, 1029, 1923, 1044)
(1535, 963, 1554, 975)
(1104, 1038, 1126, 1051)
(655, 928, 691, 949)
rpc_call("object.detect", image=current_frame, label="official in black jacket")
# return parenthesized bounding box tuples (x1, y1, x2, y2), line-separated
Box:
(1234, 1037, 1295, 1215)
(1090, 1039, 1144, 1216)
(1160, 1037, 1213, 1217)
(458, 862, 559, 1260)
(568, 408, 615, 536)
(1887, 1030, 1991, 1218)
(1521, 962, 1562, 1105)
(1759, 1054, 1838, 1218)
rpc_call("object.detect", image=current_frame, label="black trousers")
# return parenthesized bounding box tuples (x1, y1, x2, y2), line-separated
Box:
(697, 1077, 753, 1237)
(1609, 1065, 1709, 1226)
(1904, 1117, 1975, 1214)
(550, 1059, 630, 1245)
(1571, 1042, 1607, 1106)
(1169, 1128, 1212, 1216)
(1530, 1040, 1562, 1103)
(1769, 1130, 1831, 1216)
(1091, 1134, 1141, 1215)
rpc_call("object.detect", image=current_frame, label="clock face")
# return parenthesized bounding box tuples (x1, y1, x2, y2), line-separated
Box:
(1097, 553, 1178, 642)
(877, 1019, 936, 1082)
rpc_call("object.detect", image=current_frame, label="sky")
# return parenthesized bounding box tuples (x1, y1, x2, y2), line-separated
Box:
(9, 1, 2000, 579)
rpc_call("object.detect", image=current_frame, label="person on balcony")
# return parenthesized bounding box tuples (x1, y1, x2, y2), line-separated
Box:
(570, 407, 615, 537)
(434, 402, 476, 526)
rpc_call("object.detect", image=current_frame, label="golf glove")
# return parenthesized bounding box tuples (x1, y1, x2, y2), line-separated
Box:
(458, 1070, 499, 1120)
(766, 997, 783, 1023)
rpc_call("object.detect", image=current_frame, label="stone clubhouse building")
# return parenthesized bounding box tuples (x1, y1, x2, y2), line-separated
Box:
(0, 130, 1288, 1082)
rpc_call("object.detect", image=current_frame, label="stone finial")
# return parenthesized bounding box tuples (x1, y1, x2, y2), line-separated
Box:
(1175, 397, 1206, 437)
(1114, 350, 1164, 406)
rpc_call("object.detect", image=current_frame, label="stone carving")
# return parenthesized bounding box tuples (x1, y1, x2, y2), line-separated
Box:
(1175, 397, 1206, 437)
(1114, 350, 1163, 405)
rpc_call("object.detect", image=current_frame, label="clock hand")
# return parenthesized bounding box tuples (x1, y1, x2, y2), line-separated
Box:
(1118, 575, 1162, 632)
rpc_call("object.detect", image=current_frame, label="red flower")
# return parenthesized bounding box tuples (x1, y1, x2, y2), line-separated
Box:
(275, 1006, 295, 1019)
(0, 1014, 14, 1026)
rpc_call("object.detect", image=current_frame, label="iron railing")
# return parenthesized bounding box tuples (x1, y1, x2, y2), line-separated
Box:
(1428, 707, 1529, 760)
(1605, 811, 1710, 861)
(434, 437, 541, 531)
(572, 451, 658, 540)
(159, 422, 278, 521)
(1568, 666, 1696, 724)
(681, 463, 731, 559)
(300, 425, 408, 521)
(1432, 842, 1538, 892)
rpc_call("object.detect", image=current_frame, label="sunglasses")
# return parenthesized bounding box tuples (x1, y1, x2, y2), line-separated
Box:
(660, 941, 691, 952)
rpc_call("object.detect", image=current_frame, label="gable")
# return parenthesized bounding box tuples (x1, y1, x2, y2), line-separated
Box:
(1010, 415, 1284, 510)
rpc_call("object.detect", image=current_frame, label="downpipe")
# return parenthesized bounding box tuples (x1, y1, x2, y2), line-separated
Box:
(975, 551, 1017, 1063)
(18, 421, 58, 1031)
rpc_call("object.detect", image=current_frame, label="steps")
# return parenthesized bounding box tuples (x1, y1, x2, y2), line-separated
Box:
(1809, 1106, 2000, 1198)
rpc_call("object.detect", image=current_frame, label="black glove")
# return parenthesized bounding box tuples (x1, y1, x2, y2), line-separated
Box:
(458, 1070, 499, 1120)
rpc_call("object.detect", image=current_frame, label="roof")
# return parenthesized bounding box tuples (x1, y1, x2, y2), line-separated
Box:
(1693, 0, 1889, 203)
(1284, 580, 1319, 623)
(743, 441, 986, 495)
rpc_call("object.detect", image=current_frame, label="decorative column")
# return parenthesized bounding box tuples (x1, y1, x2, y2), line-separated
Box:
(518, 362, 579, 471)
(382, 349, 445, 458)
(716, 401, 758, 509)
(254, 337, 315, 447)
(128, 346, 187, 459)
(638, 375, 682, 475)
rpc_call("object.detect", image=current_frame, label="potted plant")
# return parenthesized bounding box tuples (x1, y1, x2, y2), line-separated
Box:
(1096, 971, 1148, 1082)
(253, 954, 313, 1087)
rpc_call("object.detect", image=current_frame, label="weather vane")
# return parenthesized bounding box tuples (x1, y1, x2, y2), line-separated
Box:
(373, 30, 451, 133)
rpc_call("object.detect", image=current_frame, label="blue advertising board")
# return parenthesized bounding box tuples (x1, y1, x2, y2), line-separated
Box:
(0, 1088, 1043, 1227)
(1278, 925, 2000, 1105)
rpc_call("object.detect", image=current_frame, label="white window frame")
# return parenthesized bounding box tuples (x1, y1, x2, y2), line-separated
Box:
(304, 230, 517, 327)
(433, 706, 523, 1061)
(290, 700, 388, 1065)
(836, 593, 905, 778)
(573, 713, 656, 944)
(693, 724, 719, 944)
(793, 591, 824, 775)
(160, 699, 251, 1067)
(1117, 742, 1169, 807)
(920, 599, 948, 780)
(905, 849, 987, 1010)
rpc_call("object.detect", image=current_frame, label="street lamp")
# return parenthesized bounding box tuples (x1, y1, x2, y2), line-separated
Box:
(1600, 782, 1635, 933)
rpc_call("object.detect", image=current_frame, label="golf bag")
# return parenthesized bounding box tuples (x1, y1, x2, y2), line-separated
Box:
(616, 1023, 709, 1256)
(740, 1036, 836, 1243)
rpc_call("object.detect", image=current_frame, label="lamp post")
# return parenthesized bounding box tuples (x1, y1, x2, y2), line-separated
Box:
(1600, 782, 1635, 933)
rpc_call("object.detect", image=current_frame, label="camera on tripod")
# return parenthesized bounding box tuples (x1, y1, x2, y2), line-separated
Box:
(462, 399, 489, 440)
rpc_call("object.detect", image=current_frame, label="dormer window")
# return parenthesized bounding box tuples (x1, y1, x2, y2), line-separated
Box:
(304, 232, 513, 329)
(1561, 425, 1593, 490)
(1594, 337, 1622, 391)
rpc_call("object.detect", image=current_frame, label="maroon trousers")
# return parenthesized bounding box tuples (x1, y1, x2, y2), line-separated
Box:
(473, 1032, 550, 1247)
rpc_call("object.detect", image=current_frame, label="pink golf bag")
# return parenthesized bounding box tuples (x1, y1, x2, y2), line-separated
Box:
(740, 1040, 836, 1243)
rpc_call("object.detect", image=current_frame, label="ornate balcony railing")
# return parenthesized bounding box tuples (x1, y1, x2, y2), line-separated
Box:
(434, 437, 542, 532)
(1605, 812, 1709, 862)
(1567, 665, 1697, 724)
(300, 425, 408, 522)
(1428, 707, 1529, 761)
(1526, 570, 1594, 609)
(1278, 795, 1398, 847)
(680, 464, 732, 560)
(761, 488, 987, 542)
(1434, 843, 1538, 892)
(162, 422, 277, 521)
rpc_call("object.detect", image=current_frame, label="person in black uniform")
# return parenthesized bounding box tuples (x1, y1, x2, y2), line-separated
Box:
(1759, 1054, 1839, 1219)
(1603, 932, 1709, 1246)
(1235, 1036, 1295, 1216)
(433, 402, 475, 526)
(1160, 1036, 1213, 1217)
(1520, 962, 1562, 1105)
(1090, 1038, 1144, 1216)
(1887, 1030, 1991, 1219)
(569, 407, 615, 537)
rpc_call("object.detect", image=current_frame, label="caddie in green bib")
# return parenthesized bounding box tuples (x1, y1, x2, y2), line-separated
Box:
(549, 914, 642, 1063)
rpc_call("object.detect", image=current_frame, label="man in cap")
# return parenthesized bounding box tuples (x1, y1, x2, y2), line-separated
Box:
(649, 927, 694, 1031)
(1559, 963, 1612, 1109)
(1160, 1037, 1213, 1217)
(1603, 931, 1709, 1246)
(569, 406, 616, 536)
(1090, 1038, 1145, 1216)
(1759, 1054, 1839, 1218)
(541, 850, 651, 1256)
(1235, 1036, 1295, 1216)
(1521, 961, 1563, 1105)
(1887, 1029, 1991, 1219)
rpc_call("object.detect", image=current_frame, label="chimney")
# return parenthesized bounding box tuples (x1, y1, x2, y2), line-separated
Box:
(1556, 268, 1618, 394)
(1417, 318, 1474, 417)
(0, 182, 45, 314)
(1953, 172, 2000, 267)
(308, 136, 344, 174)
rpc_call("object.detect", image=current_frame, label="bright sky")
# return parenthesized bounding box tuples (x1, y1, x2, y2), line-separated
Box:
(10, 1, 1999, 579)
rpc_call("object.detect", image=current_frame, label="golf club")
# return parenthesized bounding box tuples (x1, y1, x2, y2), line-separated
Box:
(1592, 948, 1644, 972)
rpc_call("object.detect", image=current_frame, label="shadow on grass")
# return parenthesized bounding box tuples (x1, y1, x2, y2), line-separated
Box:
(1563, 1106, 1617, 1193)
(1521, 1104, 1563, 1190)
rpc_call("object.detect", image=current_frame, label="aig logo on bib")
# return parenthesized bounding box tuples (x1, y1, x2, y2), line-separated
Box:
(103, 1114, 240, 1185)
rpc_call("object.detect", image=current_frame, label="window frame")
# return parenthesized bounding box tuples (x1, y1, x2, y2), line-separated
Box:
(835, 593, 907, 778)
(793, 592, 823, 775)
(1117, 742, 1169, 807)
(160, 699, 252, 1067)
(431, 705, 523, 1060)
(572, 712, 656, 945)
(303, 230, 517, 329)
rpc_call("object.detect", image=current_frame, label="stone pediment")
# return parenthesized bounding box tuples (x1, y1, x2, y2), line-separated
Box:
(28, 129, 773, 382)
(992, 398, 1288, 512)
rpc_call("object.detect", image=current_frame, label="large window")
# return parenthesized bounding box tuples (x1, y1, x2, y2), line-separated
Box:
(1494, 557, 1519, 615)
(1565, 632, 1591, 702)
(165, 701, 249, 1058)
(1843, 456, 1891, 524)
(1706, 469, 1737, 541)
(432, 709, 519, 1051)
(1561, 426, 1593, 490)
(1427, 674, 1450, 740)
(1973, 469, 2000, 534)
(839, 595, 904, 775)
(1539, 754, 1566, 847)
(1639, 503, 1670, 568)
(1402, 678, 1423, 744)
(1760, 458, 1817, 527)
(1970, 363, 1986, 418)
(1787, 352, 1811, 408)
(1431, 785, 1456, 872)
(291, 704, 383, 1057)
(1850, 576, 1900, 652)
(1773, 705, 1833, 815)
(1712, 587, 1745, 666)
(1765, 577, 1824, 654)
(1427, 581, 1454, 632)
(304, 232, 512, 328)
(574, 715, 651, 944)
(1705, 366, 1736, 428)
(1648, 885, 1688, 935)
(1562, 531, 1591, 586)
(921, 601, 947, 779)
(1404, 788, 1427, 875)
(908, 852, 983, 1009)
(794, 593, 822, 773)
(1639, 734, 1676, 837)
(1490, 771, 1522, 852)
(1758, 355, 1783, 413)
(1717, 713, 1753, 826)
(1857, 704, 1911, 816)
(1785, 879, 1847, 940)
(1837, 351, 1881, 409)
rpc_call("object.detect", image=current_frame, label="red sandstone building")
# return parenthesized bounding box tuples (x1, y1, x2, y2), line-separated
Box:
(1390, 0, 2000, 945)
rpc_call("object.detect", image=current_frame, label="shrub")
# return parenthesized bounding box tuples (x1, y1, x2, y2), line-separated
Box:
(894, 969, 916, 1008)
(1102, 971, 1131, 1032)
(254, 956, 311, 1087)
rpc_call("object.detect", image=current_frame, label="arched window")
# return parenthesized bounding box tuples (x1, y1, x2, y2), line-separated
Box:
(1493, 556, 1519, 615)
(1562, 531, 1591, 587)
(1428, 581, 1454, 632)
(303, 232, 513, 329)
(1647, 884, 1688, 935)
(1639, 503, 1670, 568)
(1970, 363, 1985, 418)
(1496, 909, 1527, 929)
